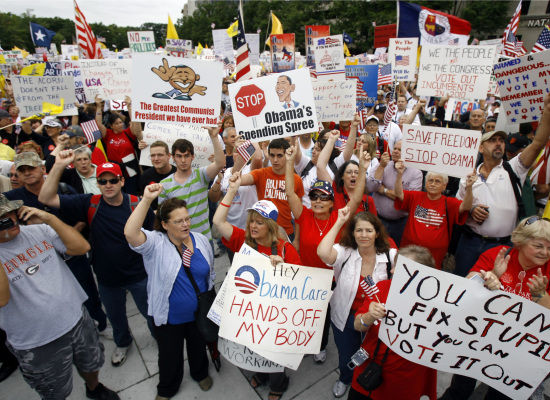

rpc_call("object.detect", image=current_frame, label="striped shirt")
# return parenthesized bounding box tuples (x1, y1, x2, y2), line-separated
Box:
(159, 168, 212, 240)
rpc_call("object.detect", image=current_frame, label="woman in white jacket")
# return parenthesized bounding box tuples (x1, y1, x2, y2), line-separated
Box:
(317, 206, 396, 398)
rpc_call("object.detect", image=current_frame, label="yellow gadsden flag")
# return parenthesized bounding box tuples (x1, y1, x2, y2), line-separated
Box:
(265, 12, 283, 47)
(167, 15, 179, 40)
(227, 20, 239, 37)
(20, 63, 46, 76)
(42, 99, 64, 115)
(343, 43, 351, 57)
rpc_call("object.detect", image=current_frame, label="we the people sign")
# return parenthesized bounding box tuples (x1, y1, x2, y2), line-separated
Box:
(401, 124, 480, 178)
(382, 256, 550, 400)
(218, 252, 333, 354)
(228, 68, 318, 143)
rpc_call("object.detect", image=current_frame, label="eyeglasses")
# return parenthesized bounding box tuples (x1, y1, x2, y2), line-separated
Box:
(97, 178, 120, 185)
(309, 192, 333, 201)
(169, 217, 191, 226)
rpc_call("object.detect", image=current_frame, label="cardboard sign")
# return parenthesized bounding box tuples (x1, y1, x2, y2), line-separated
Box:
(127, 31, 156, 53)
(312, 79, 356, 122)
(218, 338, 285, 373)
(244, 34, 260, 65)
(270, 33, 295, 72)
(80, 59, 132, 101)
(314, 35, 345, 80)
(417, 45, 497, 100)
(401, 124, 480, 178)
(131, 54, 221, 126)
(212, 29, 234, 61)
(374, 24, 396, 48)
(305, 25, 330, 67)
(11, 75, 77, 117)
(381, 256, 550, 400)
(139, 122, 213, 168)
(61, 68, 87, 104)
(165, 39, 193, 52)
(228, 68, 318, 143)
(494, 51, 550, 124)
(345, 64, 379, 108)
(218, 252, 333, 354)
(388, 38, 418, 82)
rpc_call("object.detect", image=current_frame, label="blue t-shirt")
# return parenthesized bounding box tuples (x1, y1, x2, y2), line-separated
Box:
(59, 193, 154, 286)
(167, 234, 210, 324)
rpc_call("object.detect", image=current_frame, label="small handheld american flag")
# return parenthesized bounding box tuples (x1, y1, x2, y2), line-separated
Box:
(364, 275, 380, 300)
(182, 248, 193, 268)
(80, 120, 102, 144)
(236, 140, 255, 163)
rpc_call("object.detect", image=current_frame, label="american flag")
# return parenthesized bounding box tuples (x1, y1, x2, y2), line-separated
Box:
(80, 120, 102, 144)
(182, 247, 192, 268)
(532, 25, 550, 53)
(363, 275, 380, 299)
(235, 11, 251, 82)
(414, 205, 444, 226)
(377, 63, 392, 86)
(514, 40, 527, 56)
(74, 0, 102, 59)
(383, 100, 397, 126)
(529, 141, 550, 185)
(325, 37, 340, 45)
(236, 140, 255, 163)
(502, 0, 522, 57)
(395, 55, 409, 66)
(356, 107, 368, 131)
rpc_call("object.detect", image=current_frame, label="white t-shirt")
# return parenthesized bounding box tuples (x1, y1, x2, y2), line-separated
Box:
(220, 164, 258, 229)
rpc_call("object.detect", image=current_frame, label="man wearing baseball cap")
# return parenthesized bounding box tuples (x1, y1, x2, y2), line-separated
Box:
(0, 109, 48, 151)
(39, 150, 155, 367)
(0, 194, 119, 399)
(372, 103, 402, 153)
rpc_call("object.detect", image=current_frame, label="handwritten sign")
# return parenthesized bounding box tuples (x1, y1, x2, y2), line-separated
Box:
(218, 252, 333, 354)
(402, 124, 480, 178)
(80, 59, 132, 101)
(61, 68, 87, 104)
(131, 54, 221, 126)
(388, 38, 418, 82)
(218, 338, 284, 372)
(244, 34, 260, 65)
(0, 51, 23, 66)
(382, 256, 550, 400)
(314, 35, 345, 80)
(139, 122, 213, 168)
(305, 25, 330, 67)
(127, 31, 156, 53)
(494, 50, 550, 124)
(345, 65, 378, 108)
(212, 29, 234, 61)
(11, 75, 77, 117)
(228, 68, 318, 143)
(312, 79, 356, 122)
(417, 45, 497, 100)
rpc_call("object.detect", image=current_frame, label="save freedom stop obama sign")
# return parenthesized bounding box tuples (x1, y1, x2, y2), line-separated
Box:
(228, 68, 318, 143)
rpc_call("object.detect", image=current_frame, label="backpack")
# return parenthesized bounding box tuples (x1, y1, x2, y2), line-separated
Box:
(502, 161, 536, 221)
(87, 193, 140, 226)
(300, 160, 338, 179)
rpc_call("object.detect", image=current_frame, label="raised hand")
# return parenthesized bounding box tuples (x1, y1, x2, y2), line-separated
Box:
(144, 183, 163, 200)
(379, 152, 390, 168)
(464, 171, 477, 189)
(56, 149, 75, 167)
(492, 247, 511, 277)
(395, 160, 405, 175)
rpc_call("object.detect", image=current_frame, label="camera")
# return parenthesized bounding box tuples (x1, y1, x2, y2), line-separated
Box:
(347, 347, 369, 369)
(0, 217, 16, 231)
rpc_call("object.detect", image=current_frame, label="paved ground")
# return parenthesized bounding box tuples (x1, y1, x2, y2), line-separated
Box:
(1, 252, 549, 400)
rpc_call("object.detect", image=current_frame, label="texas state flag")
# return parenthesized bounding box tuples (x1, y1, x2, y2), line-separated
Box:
(30, 22, 56, 49)
(397, 1, 471, 46)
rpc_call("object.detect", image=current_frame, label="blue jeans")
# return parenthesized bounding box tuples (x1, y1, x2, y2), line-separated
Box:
(454, 232, 511, 277)
(332, 312, 362, 385)
(98, 278, 154, 347)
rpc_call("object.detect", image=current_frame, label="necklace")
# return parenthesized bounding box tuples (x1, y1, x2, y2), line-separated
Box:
(314, 216, 330, 236)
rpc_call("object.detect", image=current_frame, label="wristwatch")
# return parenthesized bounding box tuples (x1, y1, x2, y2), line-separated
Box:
(383, 187, 388, 195)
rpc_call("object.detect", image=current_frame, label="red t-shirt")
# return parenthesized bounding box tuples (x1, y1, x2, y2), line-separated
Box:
(395, 191, 466, 269)
(296, 207, 338, 270)
(250, 167, 304, 235)
(333, 185, 377, 216)
(470, 246, 550, 300)
(351, 276, 369, 312)
(328, 121, 351, 140)
(221, 225, 302, 265)
(103, 127, 136, 164)
(353, 280, 437, 399)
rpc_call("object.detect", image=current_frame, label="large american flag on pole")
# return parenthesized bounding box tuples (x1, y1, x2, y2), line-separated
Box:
(377, 63, 392, 86)
(502, 0, 522, 57)
(80, 120, 102, 144)
(74, 0, 102, 59)
(532, 25, 550, 53)
(235, 12, 252, 82)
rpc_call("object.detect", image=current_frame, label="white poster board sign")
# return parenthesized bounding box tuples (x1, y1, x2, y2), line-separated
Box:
(417, 45, 497, 100)
(212, 29, 234, 61)
(402, 124, 480, 178)
(61, 44, 79, 59)
(127, 31, 156, 53)
(312, 79, 356, 122)
(80, 59, 132, 101)
(61, 67, 87, 104)
(494, 50, 550, 124)
(314, 35, 345, 80)
(218, 252, 333, 354)
(139, 122, 213, 168)
(11, 75, 77, 117)
(218, 338, 284, 373)
(228, 68, 318, 143)
(381, 256, 550, 400)
(388, 37, 418, 82)
(245, 33, 260, 65)
(131, 54, 221, 126)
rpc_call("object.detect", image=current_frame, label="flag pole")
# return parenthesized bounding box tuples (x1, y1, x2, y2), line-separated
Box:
(263, 10, 272, 52)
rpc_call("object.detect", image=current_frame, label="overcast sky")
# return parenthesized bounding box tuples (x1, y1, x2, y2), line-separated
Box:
(4, 0, 188, 27)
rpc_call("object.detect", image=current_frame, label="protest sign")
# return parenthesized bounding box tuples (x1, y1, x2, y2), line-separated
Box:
(131, 54, 221, 126)
(228, 68, 318, 143)
(61, 68, 87, 104)
(244, 33, 260, 65)
(80, 59, 132, 101)
(139, 122, 213, 168)
(479, 38, 504, 56)
(127, 31, 156, 53)
(11, 75, 77, 117)
(374, 24, 396, 49)
(28, 61, 62, 77)
(401, 124, 480, 178)
(388, 38, 418, 82)
(381, 256, 550, 400)
(110, 99, 128, 111)
(314, 35, 345, 80)
(218, 252, 333, 354)
(417, 45, 497, 100)
(345, 65, 379, 108)
(165, 39, 194, 58)
(0, 51, 23, 65)
(312, 79, 356, 122)
(61, 45, 79, 59)
(493, 50, 550, 124)
(305, 25, 330, 67)
(212, 29, 234, 61)
(444, 98, 480, 121)
(270, 34, 295, 72)
(218, 338, 285, 373)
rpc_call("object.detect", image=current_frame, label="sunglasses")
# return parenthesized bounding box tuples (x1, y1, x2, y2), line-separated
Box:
(97, 178, 120, 185)
(525, 216, 550, 225)
(309, 192, 333, 201)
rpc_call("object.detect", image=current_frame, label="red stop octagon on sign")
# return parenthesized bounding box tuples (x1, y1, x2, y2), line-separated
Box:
(235, 84, 266, 117)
